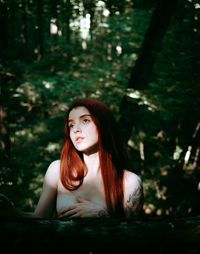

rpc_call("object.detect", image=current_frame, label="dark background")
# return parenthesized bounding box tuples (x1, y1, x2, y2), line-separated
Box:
(0, 0, 200, 218)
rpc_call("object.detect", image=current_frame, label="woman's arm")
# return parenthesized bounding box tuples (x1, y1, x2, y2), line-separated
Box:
(34, 160, 59, 218)
(0, 161, 59, 219)
(124, 171, 143, 218)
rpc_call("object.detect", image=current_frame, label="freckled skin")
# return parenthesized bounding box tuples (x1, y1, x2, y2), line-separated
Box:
(68, 107, 99, 155)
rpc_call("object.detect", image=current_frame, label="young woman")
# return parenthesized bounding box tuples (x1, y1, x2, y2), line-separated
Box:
(1, 98, 143, 219)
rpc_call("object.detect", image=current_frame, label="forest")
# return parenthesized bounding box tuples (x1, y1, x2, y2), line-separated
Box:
(0, 0, 200, 219)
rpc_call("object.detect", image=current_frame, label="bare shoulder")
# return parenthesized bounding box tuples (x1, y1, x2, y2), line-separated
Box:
(44, 160, 60, 188)
(124, 170, 142, 189)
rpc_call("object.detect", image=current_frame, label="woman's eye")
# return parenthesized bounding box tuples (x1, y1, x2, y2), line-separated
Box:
(83, 118, 90, 124)
(69, 124, 74, 129)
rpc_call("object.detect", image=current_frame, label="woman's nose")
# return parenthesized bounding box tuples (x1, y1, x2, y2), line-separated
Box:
(73, 124, 81, 133)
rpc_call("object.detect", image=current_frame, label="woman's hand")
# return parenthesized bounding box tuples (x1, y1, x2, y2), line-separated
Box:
(58, 196, 109, 219)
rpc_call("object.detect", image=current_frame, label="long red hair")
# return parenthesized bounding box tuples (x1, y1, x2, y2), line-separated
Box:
(60, 98, 130, 217)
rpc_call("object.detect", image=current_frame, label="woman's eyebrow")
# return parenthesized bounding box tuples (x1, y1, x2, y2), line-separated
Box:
(68, 119, 73, 123)
(80, 114, 91, 119)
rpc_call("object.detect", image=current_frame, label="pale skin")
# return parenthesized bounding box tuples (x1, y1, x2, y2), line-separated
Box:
(34, 107, 143, 219)
(0, 106, 142, 219)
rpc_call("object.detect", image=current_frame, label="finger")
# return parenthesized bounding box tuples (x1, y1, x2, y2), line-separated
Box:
(68, 212, 82, 219)
(59, 207, 79, 218)
(59, 205, 77, 214)
(59, 210, 76, 218)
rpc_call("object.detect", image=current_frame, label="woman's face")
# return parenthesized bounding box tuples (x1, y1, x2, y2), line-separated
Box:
(68, 106, 99, 155)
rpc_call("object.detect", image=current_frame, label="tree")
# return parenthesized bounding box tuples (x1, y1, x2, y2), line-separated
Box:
(0, 0, 8, 60)
(119, 0, 178, 143)
(0, 215, 200, 254)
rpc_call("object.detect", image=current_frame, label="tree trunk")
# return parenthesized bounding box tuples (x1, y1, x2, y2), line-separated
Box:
(65, 0, 72, 44)
(0, 1, 8, 60)
(128, 0, 178, 90)
(119, 0, 178, 143)
(21, 0, 28, 59)
(83, 0, 95, 39)
(0, 73, 15, 167)
(0, 216, 200, 253)
(37, 0, 44, 58)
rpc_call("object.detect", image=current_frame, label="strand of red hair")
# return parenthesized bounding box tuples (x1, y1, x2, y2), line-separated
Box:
(60, 98, 130, 217)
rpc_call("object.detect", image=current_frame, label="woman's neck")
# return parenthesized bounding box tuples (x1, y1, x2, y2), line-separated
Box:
(83, 151, 100, 176)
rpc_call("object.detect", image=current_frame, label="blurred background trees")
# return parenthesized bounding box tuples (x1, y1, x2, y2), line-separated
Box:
(0, 0, 199, 217)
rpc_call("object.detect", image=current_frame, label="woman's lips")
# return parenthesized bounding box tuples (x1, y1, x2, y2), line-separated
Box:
(75, 137, 85, 143)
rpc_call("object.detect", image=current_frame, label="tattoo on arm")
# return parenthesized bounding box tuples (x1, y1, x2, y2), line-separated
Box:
(98, 209, 109, 218)
(126, 178, 143, 216)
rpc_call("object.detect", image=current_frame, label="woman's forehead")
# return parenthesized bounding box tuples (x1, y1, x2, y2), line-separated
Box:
(68, 106, 90, 119)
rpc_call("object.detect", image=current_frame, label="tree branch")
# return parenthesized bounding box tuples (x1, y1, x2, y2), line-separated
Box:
(0, 216, 200, 253)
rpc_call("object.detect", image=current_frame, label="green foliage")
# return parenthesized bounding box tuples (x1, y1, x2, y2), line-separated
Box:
(0, 0, 199, 216)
